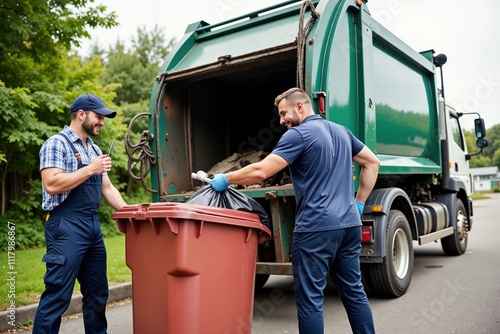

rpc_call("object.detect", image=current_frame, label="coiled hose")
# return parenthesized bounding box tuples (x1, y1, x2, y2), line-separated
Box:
(124, 112, 157, 193)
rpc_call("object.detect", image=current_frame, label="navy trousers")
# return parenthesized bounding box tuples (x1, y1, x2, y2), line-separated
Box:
(292, 227, 375, 334)
(32, 214, 108, 334)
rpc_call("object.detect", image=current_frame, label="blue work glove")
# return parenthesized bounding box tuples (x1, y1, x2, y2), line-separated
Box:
(356, 200, 365, 217)
(210, 174, 230, 192)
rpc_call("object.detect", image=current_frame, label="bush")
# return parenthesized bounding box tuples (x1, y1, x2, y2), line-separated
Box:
(493, 187, 500, 193)
(99, 201, 124, 237)
(1, 211, 45, 251)
(2, 179, 46, 250)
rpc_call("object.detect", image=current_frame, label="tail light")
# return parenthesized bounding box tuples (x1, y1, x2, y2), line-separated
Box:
(361, 226, 373, 243)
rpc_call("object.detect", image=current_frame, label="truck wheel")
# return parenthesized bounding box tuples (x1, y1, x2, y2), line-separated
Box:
(366, 210, 414, 298)
(254, 274, 270, 290)
(441, 199, 468, 255)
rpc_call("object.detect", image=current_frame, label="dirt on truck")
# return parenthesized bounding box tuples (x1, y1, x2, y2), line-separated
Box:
(125, 0, 489, 298)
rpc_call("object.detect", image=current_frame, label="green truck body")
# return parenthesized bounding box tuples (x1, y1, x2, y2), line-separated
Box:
(132, 0, 487, 297)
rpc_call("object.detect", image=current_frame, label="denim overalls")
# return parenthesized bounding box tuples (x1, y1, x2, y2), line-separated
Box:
(33, 133, 108, 334)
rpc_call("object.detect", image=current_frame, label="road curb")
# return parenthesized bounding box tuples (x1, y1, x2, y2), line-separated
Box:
(0, 282, 131, 332)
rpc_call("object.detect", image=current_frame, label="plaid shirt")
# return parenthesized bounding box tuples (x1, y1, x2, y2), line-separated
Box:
(40, 125, 105, 211)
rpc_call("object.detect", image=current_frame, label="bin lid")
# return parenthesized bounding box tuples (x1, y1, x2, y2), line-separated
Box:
(111, 203, 150, 220)
(112, 202, 271, 240)
(148, 202, 270, 233)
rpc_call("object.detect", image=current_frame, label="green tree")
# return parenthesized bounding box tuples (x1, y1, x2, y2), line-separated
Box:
(470, 155, 493, 168)
(0, 0, 117, 88)
(493, 149, 500, 168)
(482, 124, 500, 159)
(132, 25, 174, 67)
(99, 25, 174, 105)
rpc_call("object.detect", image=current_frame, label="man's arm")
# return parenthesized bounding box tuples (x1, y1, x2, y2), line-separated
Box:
(225, 153, 289, 186)
(101, 175, 127, 211)
(353, 146, 380, 203)
(41, 155, 111, 195)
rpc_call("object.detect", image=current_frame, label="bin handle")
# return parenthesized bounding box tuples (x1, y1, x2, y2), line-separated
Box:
(245, 228, 253, 243)
(165, 217, 178, 235)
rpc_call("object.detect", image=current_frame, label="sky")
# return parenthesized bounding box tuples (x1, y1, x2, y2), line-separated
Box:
(80, 0, 500, 130)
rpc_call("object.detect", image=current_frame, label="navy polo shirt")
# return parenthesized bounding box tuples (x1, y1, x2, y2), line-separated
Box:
(272, 114, 364, 232)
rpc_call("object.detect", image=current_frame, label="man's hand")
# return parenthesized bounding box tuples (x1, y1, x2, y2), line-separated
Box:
(88, 155, 112, 175)
(210, 174, 229, 192)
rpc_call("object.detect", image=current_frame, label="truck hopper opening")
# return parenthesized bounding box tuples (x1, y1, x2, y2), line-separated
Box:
(154, 44, 298, 199)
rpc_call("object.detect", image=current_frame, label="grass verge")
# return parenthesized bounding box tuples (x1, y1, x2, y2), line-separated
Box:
(470, 192, 490, 200)
(0, 235, 130, 311)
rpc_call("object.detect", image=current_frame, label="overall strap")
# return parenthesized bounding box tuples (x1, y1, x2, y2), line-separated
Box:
(57, 132, 81, 162)
(57, 132, 100, 161)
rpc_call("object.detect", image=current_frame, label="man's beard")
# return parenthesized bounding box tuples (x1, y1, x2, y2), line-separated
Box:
(287, 110, 300, 128)
(82, 117, 99, 136)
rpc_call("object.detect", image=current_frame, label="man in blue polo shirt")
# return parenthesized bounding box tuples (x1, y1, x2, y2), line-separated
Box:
(210, 87, 380, 333)
(33, 94, 127, 334)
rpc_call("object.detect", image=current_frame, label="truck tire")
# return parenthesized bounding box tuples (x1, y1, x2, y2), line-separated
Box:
(441, 199, 468, 255)
(365, 210, 414, 298)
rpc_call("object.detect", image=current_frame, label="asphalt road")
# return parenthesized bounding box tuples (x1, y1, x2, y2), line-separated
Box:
(20, 193, 500, 334)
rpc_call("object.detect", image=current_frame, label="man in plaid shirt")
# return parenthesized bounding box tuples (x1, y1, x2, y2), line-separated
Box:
(33, 94, 128, 334)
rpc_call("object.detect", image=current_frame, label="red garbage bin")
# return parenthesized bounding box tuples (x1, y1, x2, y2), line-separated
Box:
(112, 202, 271, 334)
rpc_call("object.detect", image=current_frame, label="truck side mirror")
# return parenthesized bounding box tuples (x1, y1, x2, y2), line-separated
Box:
(474, 118, 486, 138)
(476, 138, 489, 149)
(466, 117, 489, 160)
(474, 118, 489, 149)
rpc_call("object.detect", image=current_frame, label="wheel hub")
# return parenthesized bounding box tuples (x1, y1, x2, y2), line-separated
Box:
(393, 228, 409, 279)
(456, 210, 468, 241)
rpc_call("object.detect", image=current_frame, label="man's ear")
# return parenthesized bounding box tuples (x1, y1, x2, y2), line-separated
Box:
(296, 101, 304, 115)
(77, 109, 86, 121)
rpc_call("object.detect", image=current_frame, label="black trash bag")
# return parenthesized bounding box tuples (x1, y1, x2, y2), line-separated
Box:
(186, 185, 269, 228)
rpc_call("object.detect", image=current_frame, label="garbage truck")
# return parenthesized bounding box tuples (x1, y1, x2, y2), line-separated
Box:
(125, 0, 488, 298)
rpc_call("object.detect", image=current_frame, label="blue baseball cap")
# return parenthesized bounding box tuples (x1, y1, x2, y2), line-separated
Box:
(70, 94, 117, 118)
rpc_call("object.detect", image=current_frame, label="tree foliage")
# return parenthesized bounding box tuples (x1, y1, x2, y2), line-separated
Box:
(482, 124, 500, 158)
(0, 0, 117, 87)
(466, 124, 500, 168)
(98, 25, 174, 105)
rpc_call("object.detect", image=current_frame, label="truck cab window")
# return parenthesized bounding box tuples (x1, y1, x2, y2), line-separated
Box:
(449, 115, 465, 151)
